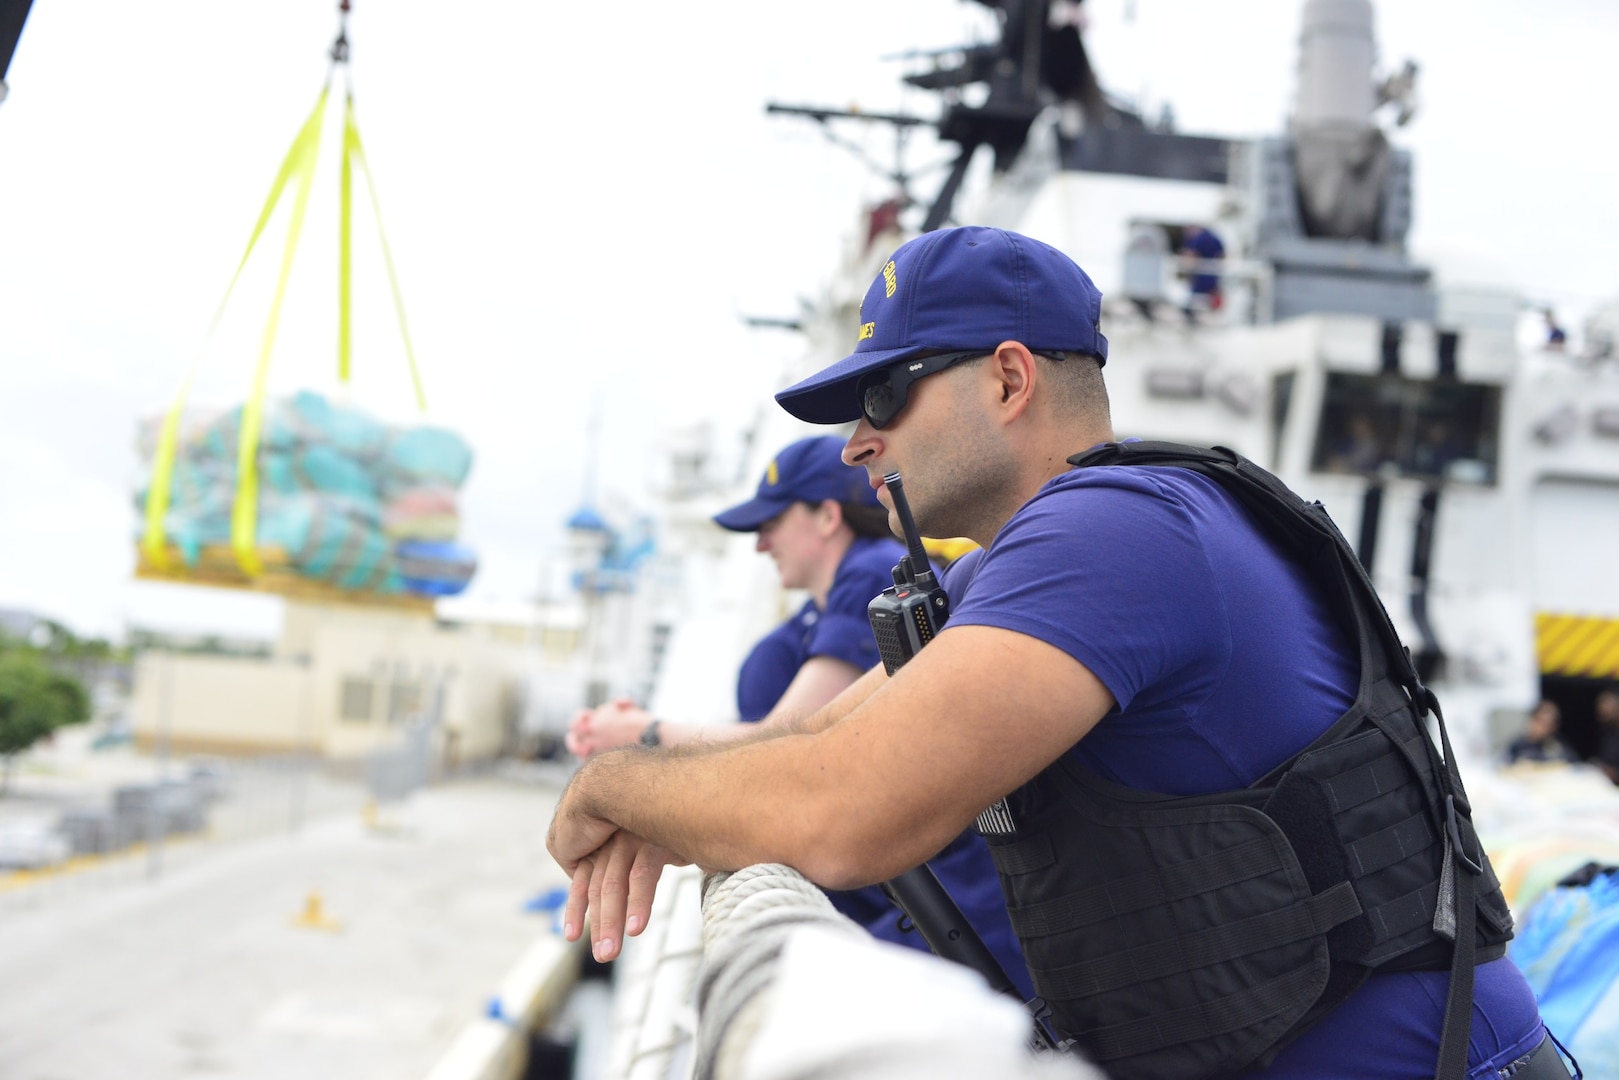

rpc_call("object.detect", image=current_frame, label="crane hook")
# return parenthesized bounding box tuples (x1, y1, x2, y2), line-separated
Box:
(329, 0, 351, 66)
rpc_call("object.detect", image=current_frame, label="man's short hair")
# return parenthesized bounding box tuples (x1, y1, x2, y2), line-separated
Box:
(1038, 350, 1111, 425)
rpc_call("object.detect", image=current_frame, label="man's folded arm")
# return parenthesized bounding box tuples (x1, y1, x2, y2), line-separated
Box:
(548, 623, 1115, 890)
(757, 658, 887, 737)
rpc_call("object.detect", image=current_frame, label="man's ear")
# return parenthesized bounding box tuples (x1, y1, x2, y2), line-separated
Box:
(816, 499, 845, 536)
(990, 341, 1037, 419)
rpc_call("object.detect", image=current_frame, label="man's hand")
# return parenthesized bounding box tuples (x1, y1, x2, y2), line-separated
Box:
(565, 698, 652, 758)
(547, 766, 621, 876)
(561, 831, 687, 962)
(548, 758, 690, 959)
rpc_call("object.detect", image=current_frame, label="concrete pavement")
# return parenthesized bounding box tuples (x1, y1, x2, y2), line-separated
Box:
(0, 775, 576, 1080)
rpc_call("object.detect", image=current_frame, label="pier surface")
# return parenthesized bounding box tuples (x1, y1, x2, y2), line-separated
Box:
(0, 775, 573, 1080)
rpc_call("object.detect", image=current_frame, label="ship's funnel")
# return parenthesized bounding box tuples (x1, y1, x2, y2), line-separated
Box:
(1293, 0, 1378, 130)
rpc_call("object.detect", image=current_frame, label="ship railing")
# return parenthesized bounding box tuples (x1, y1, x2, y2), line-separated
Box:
(603, 861, 1106, 1080)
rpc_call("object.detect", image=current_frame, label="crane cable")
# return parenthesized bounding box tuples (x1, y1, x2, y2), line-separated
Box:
(141, 0, 426, 576)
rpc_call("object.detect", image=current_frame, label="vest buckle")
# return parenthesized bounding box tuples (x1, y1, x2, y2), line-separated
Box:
(1444, 793, 1484, 876)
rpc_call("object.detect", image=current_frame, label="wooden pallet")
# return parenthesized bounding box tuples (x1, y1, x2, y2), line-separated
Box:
(134, 545, 436, 615)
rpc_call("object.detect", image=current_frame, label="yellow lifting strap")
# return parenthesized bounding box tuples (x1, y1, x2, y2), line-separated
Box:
(141, 82, 428, 578)
(341, 92, 426, 410)
(141, 87, 330, 572)
(228, 88, 327, 577)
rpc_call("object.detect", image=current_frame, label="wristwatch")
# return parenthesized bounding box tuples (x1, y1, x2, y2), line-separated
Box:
(640, 719, 662, 747)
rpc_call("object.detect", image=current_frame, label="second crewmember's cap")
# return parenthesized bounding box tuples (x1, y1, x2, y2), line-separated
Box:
(712, 435, 879, 532)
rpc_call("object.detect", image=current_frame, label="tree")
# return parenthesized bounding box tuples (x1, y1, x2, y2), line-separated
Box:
(0, 649, 90, 796)
(23, 619, 124, 681)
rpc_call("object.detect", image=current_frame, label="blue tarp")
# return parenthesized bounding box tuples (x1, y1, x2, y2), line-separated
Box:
(1511, 866, 1619, 1072)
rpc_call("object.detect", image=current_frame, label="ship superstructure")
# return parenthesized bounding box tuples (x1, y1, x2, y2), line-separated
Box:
(741, 0, 1619, 761)
(599, 3, 1619, 1075)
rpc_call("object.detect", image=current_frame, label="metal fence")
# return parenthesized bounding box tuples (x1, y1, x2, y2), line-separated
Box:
(0, 751, 374, 915)
(0, 707, 485, 916)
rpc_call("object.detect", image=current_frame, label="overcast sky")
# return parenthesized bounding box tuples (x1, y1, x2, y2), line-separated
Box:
(2, 0, 1615, 641)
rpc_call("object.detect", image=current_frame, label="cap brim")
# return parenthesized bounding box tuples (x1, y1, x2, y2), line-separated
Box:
(712, 493, 797, 532)
(774, 343, 927, 425)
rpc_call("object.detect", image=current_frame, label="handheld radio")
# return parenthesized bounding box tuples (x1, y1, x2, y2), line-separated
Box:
(866, 472, 950, 674)
(866, 472, 1062, 1052)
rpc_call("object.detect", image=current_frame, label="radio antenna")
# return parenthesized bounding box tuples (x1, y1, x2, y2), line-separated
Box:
(882, 472, 935, 585)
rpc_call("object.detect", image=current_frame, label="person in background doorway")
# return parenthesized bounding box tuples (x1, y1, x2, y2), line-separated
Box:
(1326, 413, 1385, 475)
(565, 434, 1029, 994)
(1504, 700, 1580, 765)
(1179, 223, 1225, 322)
(1543, 309, 1568, 350)
(1594, 689, 1619, 784)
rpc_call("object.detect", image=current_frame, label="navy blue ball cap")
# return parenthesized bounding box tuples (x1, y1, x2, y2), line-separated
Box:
(775, 226, 1109, 425)
(712, 435, 880, 532)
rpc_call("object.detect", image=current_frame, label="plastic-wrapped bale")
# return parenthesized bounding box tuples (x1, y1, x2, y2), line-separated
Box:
(139, 493, 400, 593)
(259, 494, 402, 593)
(393, 540, 476, 597)
(136, 390, 474, 600)
(379, 426, 473, 496)
(140, 397, 383, 520)
(377, 425, 475, 591)
(282, 389, 389, 459)
(260, 444, 383, 516)
(382, 485, 460, 542)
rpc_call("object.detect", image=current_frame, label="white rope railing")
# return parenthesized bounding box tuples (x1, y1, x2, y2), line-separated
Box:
(693, 864, 1105, 1080)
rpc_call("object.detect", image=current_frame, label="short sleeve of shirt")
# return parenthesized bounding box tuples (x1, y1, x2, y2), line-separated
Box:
(949, 470, 1230, 716)
(944, 466, 1355, 793)
(941, 546, 986, 596)
(735, 614, 811, 723)
(805, 537, 907, 672)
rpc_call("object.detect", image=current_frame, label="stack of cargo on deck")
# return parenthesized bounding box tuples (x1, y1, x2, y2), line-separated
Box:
(135, 389, 477, 607)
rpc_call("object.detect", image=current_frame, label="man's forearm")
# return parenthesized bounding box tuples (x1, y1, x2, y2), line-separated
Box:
(667, 662, 887, 754)
(552, 625, 1104, 891)
(772, 662, 887, 735)
(564, 733, 831, 874)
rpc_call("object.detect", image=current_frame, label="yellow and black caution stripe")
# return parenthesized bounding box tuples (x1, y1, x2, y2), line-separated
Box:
(1536, 613, 1619, 680)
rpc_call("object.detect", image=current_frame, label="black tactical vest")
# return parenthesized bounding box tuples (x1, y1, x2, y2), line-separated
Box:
(975, 442, 1514, 1080)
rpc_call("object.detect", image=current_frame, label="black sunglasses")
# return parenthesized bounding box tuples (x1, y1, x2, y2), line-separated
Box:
(855, 349, 1069, 430)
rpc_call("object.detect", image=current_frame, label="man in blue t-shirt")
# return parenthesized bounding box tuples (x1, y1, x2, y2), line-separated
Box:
(549, 229, 1567, 1078)
(564, 435, 1028, 995)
